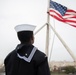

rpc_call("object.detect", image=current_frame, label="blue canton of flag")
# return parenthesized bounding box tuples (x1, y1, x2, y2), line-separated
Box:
(50, 1, 67, 16)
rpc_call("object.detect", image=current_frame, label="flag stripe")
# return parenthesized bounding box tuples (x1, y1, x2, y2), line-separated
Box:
(66, 9, 76, 13)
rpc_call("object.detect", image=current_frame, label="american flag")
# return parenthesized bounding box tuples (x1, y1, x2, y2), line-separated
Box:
(48, 1, 76, 28)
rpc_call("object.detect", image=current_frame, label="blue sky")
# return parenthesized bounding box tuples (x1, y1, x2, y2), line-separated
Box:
(0, 0, 76, 64)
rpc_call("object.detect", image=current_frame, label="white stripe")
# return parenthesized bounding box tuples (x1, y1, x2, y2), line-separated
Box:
(63, 15, 76, 18)
(66, 12, 76, 15)
(17, 47, 37, 62)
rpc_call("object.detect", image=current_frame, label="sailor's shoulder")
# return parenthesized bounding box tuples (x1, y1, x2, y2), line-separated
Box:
(4, 50, 16, 64)
(33, 48, 47, 62)
(36, 50, 46, 57)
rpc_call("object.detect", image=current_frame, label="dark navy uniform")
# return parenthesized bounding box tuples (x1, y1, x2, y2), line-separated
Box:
(4, 44, 50, 75)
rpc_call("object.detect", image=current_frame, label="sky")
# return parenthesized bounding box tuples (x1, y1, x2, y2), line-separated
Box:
(0, 0, 76, 64)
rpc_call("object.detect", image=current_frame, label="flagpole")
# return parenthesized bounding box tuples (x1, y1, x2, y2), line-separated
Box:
(45, 0, 50, 56)
(48, 23, 76, 61)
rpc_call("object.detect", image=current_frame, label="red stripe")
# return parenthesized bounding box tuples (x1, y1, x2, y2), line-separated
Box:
(64, 19, 76, 23)
(69, 24, 76, 27)
(67, 9, 76, 13)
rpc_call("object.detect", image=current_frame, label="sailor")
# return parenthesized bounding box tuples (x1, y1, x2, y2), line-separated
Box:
(4, 24, 51, 75)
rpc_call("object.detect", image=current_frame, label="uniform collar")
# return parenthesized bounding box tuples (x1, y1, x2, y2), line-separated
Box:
(16, 44, 37, 62)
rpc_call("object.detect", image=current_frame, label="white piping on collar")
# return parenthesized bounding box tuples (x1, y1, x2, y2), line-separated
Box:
(17, 46, 37, 62)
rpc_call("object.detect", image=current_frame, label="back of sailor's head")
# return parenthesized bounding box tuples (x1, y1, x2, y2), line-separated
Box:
(15, 24, 36, 44)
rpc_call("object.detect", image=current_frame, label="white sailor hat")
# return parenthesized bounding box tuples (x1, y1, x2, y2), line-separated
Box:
(15, 24, 36, 32)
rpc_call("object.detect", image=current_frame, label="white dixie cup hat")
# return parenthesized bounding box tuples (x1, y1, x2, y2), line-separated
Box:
(15, 24, 36, 32)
